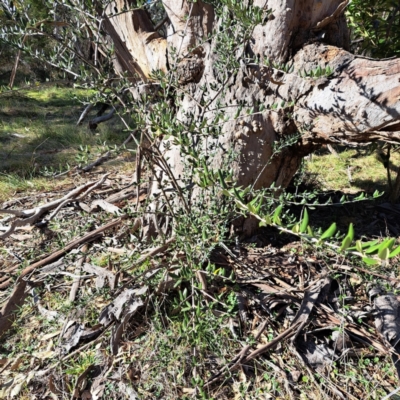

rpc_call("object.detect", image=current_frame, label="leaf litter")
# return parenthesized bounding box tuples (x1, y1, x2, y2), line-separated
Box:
(0, 172, 400, 398)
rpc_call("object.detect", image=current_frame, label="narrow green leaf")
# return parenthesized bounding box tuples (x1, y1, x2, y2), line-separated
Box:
(348, 240, 379, 251)
(340, 236, 352, 253)
(389, 245, 400, 258)
(247, 203, 256, 214)
(233, 187, 243, 201)
(364, 242, 383, 255)
(319, 223, 337, 241)
(378, 247, 390, 261)
(356, 240, 363, 253)
(264, 215, 272, 225)
(292, 224, 300, 234)
(362, 257, 380, 266)
(347, 223, 355, 242)
(218, 169, 227, 189)
(307, 226, 314, 237)
(381, 238, 395, 251)
(300, 208, 309, 233)
(272, 205, 283, 225)
(366, 238, 394, 255)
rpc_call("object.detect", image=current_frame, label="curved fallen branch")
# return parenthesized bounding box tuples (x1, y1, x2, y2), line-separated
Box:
(0, 174, 108, 239)
(17, 215, 133, 281)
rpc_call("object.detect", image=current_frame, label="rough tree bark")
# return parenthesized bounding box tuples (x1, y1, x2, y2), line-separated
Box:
(100, 0, 400, 229)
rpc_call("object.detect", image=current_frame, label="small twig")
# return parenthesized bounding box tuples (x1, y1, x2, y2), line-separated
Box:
(123, 236, 176, 272)
(47, 174, 108, 222)
(80, 151, 110, 173)
(205, 320, 300, 387)
(17, 216, 129, 281)
(0, 178, 106, 239)
(69, 245, 88, 302)
(382, 386, 400, 400)
(77, 103, 93, 126)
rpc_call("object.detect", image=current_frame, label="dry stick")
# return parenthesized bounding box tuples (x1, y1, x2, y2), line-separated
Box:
(36, 322, 114, 378)
(242, 321, 301, 364)
(205, 321, 301, 387)
(76, 103, 94, 126)
(69, 244, 88, 302)
(55, 129, 138, 178)
(47, 174, 108, 222)
(0, 178, 99, 218)
(151, 145, 190, 214)
(144, 153, 177, 219)
(80, 151, 110, 173)
(0, 177, 100, 239)
(123, 236, 176, 272)
(17, 216, 128, 282)
(135, 139, 142, 212)
(288, 343, 328, 400)
(0, 178, 105, 239)
(335, 263, 400, 284)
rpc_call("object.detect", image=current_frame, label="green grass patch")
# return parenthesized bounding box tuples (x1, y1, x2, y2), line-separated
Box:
(0, 84, 135, 201)
(305, 147, 400, 193)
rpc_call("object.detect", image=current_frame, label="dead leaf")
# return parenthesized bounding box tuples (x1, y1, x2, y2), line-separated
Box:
(10, 234, 33, 241)
(40, 330, 61, 341)
(79, 202, 91, 213)
(37, 303, 59, 321)
(49, 374, 62, 395)
(107, 247, 127, 255)
(32, 350, 56, 359)
(61, 323, 103, 353)
(82, 263, 116, 290)
(73, 365, 92, 398)
(9, 355, 24, 371)
(182, 388, 195, 394)
(291, 276, 331, 339)
(91, 199, 121, 214)
(374, 293, 400, 380)
(99, 286, 147, 326)
(111, 297, 144, 355)
(118, 381, 138, 399)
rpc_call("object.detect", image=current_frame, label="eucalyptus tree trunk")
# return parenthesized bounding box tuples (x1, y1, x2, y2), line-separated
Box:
(101, 0, 400, 227)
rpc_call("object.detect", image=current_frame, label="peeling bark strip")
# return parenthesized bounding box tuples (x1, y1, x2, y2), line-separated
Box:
(374, 294, 400, 380)
(0, 280, 27, 338)
(100, 0, 400, 194)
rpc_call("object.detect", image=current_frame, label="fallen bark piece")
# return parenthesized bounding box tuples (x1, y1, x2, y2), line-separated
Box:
(69, 245, 88, 302)
(90, 199, 122, 215)
(373, 293, 400, 380)
(82, 263, 116, 289)
(291, 275, 331, 340)
(0, 279, 28, 338)
(105, 187, 147, 204)
(99, 286, 148, 326)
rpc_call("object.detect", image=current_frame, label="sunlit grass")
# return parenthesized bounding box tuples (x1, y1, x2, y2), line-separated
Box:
(0, 85, 136, 202)
(305, 147, 400, 193)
